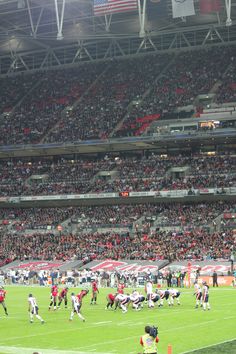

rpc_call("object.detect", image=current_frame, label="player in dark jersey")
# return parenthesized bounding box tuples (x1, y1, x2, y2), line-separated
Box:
(57, 287, 69, 309)
(90, 280, 99, 305)
(0, 286, 8, 316)
(48, 285, 58, 311)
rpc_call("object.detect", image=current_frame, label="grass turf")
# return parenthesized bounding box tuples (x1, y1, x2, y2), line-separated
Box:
(0, 286, 235, 354)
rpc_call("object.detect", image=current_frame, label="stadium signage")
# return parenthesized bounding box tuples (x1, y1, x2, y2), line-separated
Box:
(198, 276, 234, 286)
(0, 187, 235, 204)
(12, 261, 63, 270)
(89, 260, 164, 272)
(165, 262, 233, 275)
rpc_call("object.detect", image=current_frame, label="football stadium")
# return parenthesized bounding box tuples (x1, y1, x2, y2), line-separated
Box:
(0, 0, 235, 353)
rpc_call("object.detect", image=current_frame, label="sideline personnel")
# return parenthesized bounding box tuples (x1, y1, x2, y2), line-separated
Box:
(140, 325, 159, 354)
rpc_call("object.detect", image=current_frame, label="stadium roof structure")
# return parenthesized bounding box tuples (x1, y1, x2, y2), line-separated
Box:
(0, 0, 236, 75)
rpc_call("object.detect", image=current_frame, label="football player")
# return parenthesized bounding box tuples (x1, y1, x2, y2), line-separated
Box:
(69, 292, 85, 322)
(105, 293, 116, 310)
(202, 281, 211, 311)
(0, 286, 8, 317)
(194, 281, 202, 308)
(57, 287, 69, 309)
(48, 285, 58, 311)
(157, 289, 170, 307)
(114, 293, 130, 313)
(28, 294, 44, 324)
(169, 288, 181, 306)
(90, 280, 99, 305)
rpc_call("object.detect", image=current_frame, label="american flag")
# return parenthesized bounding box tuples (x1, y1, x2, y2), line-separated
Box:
(94, 0, 138, 16)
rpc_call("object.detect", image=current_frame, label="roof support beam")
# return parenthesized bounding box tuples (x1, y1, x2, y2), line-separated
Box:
(104, 14, 112, 32)
(26, 0, 44, 39)
(73, 40, 93, 62)
(181, 33, 191, 48)
(225, 0, 232, 27)
(54, 0, 66, 40)
(1, 23, 236, 76)
(138, 0, 147, 38)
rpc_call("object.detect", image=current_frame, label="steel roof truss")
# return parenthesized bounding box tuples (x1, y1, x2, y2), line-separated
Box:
(225, 0, 232, 27)
(26, 0, 44, 39)
(54, 0, 66, 40)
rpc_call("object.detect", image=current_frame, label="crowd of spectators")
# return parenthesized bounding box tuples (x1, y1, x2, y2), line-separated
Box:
(92, 154, 236, 193)
(0, 207, 75, 230)
(115, 46, 236, 136)
(44, 54, 171, 142)
(0, 201, 235, 265)
(2, 46, 236, 144)
(0, 156, 116, 196)
(0, 47, 236, 270)
(216, 56, 236, 104)
(0, 228, 234, 264)
(0, 64, 104, 145)
(0, 73, 41, 114)
(0, 154, 235, 196)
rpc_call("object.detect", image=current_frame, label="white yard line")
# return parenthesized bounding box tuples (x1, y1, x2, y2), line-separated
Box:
(0, 310, 235, 353)
(74, 320, 219, 351)
(0, 347, 112, 354)
(94, 321, 112, 325)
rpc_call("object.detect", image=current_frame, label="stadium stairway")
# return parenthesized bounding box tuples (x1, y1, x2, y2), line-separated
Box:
(0, 75, 44, 128)
(109, 54, 178, 138)
(40, 63, 111, 143)
(211, 213, 226, 232)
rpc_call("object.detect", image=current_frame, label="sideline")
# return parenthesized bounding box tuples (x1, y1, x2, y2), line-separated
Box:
(180, 338, 236, 353)
(0, 347, 112, 354)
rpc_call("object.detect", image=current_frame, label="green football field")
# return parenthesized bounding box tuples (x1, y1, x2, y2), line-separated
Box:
(0, 286, 235, 354)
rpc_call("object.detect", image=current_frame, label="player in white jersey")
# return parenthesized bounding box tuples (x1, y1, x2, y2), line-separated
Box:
(145, 280, 154, 308)
(28, 294, 44, 324)
(130, 290, 140, 310)
(169, 288, 181, 306)
(130, 291, 145, 310)
(202, 281, 211, 311)
(194, 282, 202, 308)
(150, 291, 160, 307)
(157, 289, 170, 306)
(114, 293, 130, 313)
(69, 293, 85, 322)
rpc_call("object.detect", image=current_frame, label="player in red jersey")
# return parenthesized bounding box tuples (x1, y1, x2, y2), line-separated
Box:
(117, 283, 125, 294)
(77, 289, 89, 305)
(48, 285, 58, 310)
(105, 293, 116, 310)
(0, 286, 8, 316)
(69, 289, 88, 322)
(57, 287, 69, 309)
(90, 280, 99, 305)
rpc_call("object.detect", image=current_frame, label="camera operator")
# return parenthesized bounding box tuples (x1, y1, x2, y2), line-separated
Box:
(140, 325, 159, 354)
